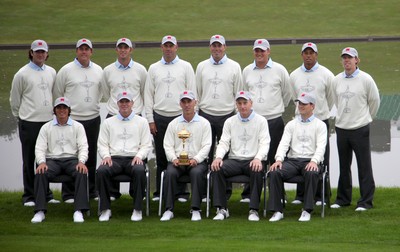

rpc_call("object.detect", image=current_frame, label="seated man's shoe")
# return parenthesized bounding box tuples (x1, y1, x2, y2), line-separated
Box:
(160, 210, 174, 221)
(315, 201, 326, 206)
(177, 197, 187, 203)
(248, 210, 259, 221)
(131, 210, 142, 221)
(240, 198, 250, 203)
(24, 201, 35, 207)
(65, 199, 74, 204)
(31, 211, 45, 223)
(291, 199, 302, 205)
(269, 212, 284, 222)
(191, 210, 201, 221)
(213, 208, 229, 221)
(110, 196, 116, 201)
(99, 209, 112, 222)
(73, 210, 84, 223)
(331, 203, 341, 209)
(355, 207, 367, 212)
(298, 210, 311, 222)
(152, 196, 160, 202)
(48, 199, 60, 204)
(201, 198, 209, 203)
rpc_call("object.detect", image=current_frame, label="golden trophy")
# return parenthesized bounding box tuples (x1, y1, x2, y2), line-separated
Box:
(178, 128, 191, 166)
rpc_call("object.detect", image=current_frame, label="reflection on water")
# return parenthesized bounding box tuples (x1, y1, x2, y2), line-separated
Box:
(1, 102, 400, 193)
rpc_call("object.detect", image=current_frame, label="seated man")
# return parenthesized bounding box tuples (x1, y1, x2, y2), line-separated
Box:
(160, 90, 211, 221)
(31, 97, 89, 223)
(211, 91, 270, 221)
(96, 92, 152, 222)
(267, 93, 327, 222)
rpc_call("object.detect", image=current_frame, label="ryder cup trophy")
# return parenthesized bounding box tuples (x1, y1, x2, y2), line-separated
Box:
(178, 128, 191, 166)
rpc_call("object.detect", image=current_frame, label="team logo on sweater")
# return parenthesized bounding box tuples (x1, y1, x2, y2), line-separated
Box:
(299, 79, 315, 93)
(117, 76, 131, 91)
(56, 133, 69, 152)
(208, 72, 223, 99)
(254, 75, 268, 103)
(79, 75, 95, 102)
(119, 128, 133, 153)
(339, 86, 355, 113)
(297, 129, 311, 155)
(37, 77, 50, 106)
(238, 129, 252, 155)
(162, 71, 175, 98)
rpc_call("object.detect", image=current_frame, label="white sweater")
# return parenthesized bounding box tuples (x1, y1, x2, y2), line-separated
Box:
(290, 63, 334, 120)
(102, 61, 147, 115)
(10, 62, 56, 121)
(242, 60, 291, 119)
(163, 114, 212, 163)
(35, 117, 88, 164)
(97, 114, 152, 160)
(53, 61, 103, 120)
(144, 58, 196, 123)
(275, 117, 327, 164)
(196, 57, 243, 115)
(215, 113, 270, 161)
(332, 70, 380, 130)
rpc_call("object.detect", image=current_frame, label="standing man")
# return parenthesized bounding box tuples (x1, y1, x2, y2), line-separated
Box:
(242, 38, 291, 202)
(102, 37, 147, 199)
(53, 38, 103, 200)
(160, 91, 212, 221)
(331, 47, 380, 211)
(268, 93, 327, 222)
(211, 91, 270, 221)
(144, 35, 196, 201)
(31, 97, 89, 223)
(196, 34, 243, 166)
(10, 39, 58, 206)
(96, 92, 152, 222)
(289, 42, 334, 205)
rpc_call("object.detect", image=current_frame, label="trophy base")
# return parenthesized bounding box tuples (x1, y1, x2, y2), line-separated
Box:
(178, 158, 190, 166)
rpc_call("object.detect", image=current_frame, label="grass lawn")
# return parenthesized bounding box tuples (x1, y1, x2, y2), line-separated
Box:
(0, 188, 399, 251)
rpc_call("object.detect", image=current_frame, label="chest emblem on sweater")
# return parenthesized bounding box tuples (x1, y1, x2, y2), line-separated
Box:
(79, 75, 95, 102)
(162, 71, 175, 98)
(117, 76, 131, 91)
(339, 86, 355, 113)
(238, 129, 252, 155)
(297, 129, 311, 156)
(37, 77, 50, 106)
(118, 128, 133, 153)
(299, 79, 315, 93)
(254, 75, 268, 103)
(208, 72, 223, 99)
(56, 133, 70, 152)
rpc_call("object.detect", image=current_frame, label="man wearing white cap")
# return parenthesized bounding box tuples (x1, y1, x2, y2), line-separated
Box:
(331, 47, 380, 211)
(242, 38, 291, 202)
(144, 35, 196, 201)
(160, 90, 212, 221)
(289, 42, 334, 205)
(96, 92, 152, 222)
(268, 93, 327, 222)
(10, 39, 58, 206)
(54, 38, 103, 201)
(211, 91, 270, 221)
(31, 97, 90, 223)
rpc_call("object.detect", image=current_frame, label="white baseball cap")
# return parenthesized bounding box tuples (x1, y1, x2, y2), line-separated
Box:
(31, 40, 48, 52)
(180, 90, 196, 100)
(235, 91, 252, 101)
(301, 42, 318, 53)
(341, 47, 358, 58)
(253, 39, 270, 50)
(210, 35, 225, 45)
(295, 93, 316, 104)
(117, 91, 133, 101)
(116, 38, 133, 48)
(54, 97, 71, 107)
(76, 38, 93, 49)
(162, 35, 177, 45)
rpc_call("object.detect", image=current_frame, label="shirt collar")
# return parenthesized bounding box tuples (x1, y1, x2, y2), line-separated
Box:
(74, 58, 93, 68)
(52, 116, 73, 126)
(301, 62, 319, 72)
(178, 113, 200, 123)
(297, 114, 316, 123)
(161, 55, 180, 65)
(237, 109, 255, 122)
(117, 111, 135, 121)
(252, 58, 273, 70)
(343, 67, 360, 78)
(115, 59, 134, 70)
(210, 54, 228, 65)
(28, 61, 46, 71)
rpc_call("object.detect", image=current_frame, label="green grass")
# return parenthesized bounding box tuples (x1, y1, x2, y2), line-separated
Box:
(1, 188, 399, 251)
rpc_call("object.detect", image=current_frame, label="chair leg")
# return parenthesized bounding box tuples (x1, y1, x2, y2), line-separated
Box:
(158, 171, 164, 216)
(263, 173, 267, 218)
(321, 171, 326, 218)
(146, 169, 150, 217)
(206, 171, 210, 218)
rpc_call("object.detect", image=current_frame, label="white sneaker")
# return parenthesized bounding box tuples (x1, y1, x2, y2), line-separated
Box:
(213, 208, 229, 220)
(24, 201, 35, 207)
(202, 198, 208, 203)
(248, 210, 259, 221)
(291, 199, 302, 205)
(240, 198, 250, 203)
(73, 211, 84, 223)
(298, 210, 311, 222)
(110, 196, 116, 201)
(48, 199, 60, 204)
(99, 209, 112, 222)
(160, 210, 174, 221)
(31, 211, 45, 223)
(94, 197, 99, 201)
(191, 210, 201, 221)
(315, 201, 326, 206)
(269, 212, 284, 222)
(355, 207, 367, 212)
(331, 203, 341, 209)
(65, 199, 74, 204)
(131, 210, 142, 221)
(152, 196, 160, 202)
(177, 197, 187, 203)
